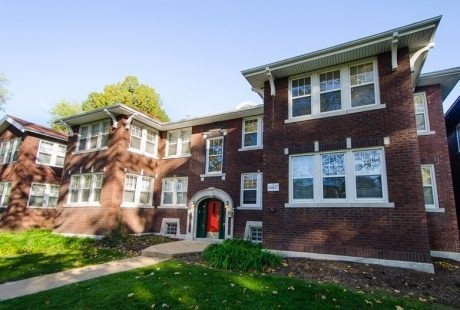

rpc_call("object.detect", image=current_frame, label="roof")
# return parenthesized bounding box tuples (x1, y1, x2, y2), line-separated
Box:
(242, 16, 441, 90)
(445, 96, 460, 131)
(416, 67, 460, 101)
(0, 115, 68, 142)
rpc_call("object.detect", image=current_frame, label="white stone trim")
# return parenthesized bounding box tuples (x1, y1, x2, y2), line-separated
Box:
(285, 202, 395, 208)
(243, 221, 262, 242)
(160, 218, 181, 237)
(430, 250, 460, 262)
(271, 249, 434, 273)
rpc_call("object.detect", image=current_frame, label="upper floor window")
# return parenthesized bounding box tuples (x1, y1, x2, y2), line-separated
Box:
(129, 123, 158, 157)
(0, 182, 12, 207)
(421, 165, 438, 209)
(240, 173, 262, 208)
(28, 183, 59, 208)
(414, 92, 430, 133)
(206, 136, 224, 174)
(289, 60, 379, 119)
(242, 116, 263, 149)
(0, 138, 21, 164)
(36, 140, 66, 167)
(68, 173, 103, 205)
(289, 148, 387, 204)
(166, 128, 191, 157)
(77, 120, 110, 152)
(161, 177, 188, 206)
(123, 173, 154, 206)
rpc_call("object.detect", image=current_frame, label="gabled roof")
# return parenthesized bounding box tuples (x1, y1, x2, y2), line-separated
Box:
(416, 67, 460, 101)
(242, 16, 441, 90)
(0, 115, 67, 142)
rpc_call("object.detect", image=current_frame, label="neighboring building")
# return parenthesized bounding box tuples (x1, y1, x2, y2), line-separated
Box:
(0, 115, 67, 229)
(446, 95, 460, 230)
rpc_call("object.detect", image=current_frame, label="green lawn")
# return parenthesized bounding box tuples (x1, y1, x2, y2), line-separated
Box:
(0, 229, 129, 283)
(0, 260, 443, 310)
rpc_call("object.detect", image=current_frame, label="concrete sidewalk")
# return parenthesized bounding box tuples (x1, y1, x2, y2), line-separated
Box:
(0, 256, 166, 301)
(142, 240, 212, 258)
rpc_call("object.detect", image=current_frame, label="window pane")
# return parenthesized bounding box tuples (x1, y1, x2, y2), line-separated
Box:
(124, 191, 135, 203)
(320, 70, 340, 91)
(37, 153, 52, 164)
(140, 192, 150, 204)
(244, 133, 257, 147)
(320, 90, 341, 112)
(322, 153, 345, 176)
(93, 189, 101, 202)
(176, 192, 185, 204)
(244, 119, 258, 133)
(323, 177, 346, 198)
(243, 175, 257, 189)
(416, 114, 426, 131)
(130, 136, 141, 150)
(350, 63, 374, 86)
(293, 178, 313, 199)
(81, 189, 90, 202)
(354, 150, 381, 175)
(292, 156, 313, 178)
(292, 97, 312, 117)
(356, 175, 382, 198)
(421, 167, 432, 185)
(243, 190, 257, 204)
(208, 155, 223, 172)
(29, 196, 44, 207)
(351, 84, 375, 107)
(423, 187, 434, 205)
(163, 192, 173, 204)
(78, 138, 87, 151)
(48, 197, 58, 208)
(55, 156, 65, 167)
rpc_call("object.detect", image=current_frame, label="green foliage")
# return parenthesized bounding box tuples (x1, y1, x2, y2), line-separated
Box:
(48, 100, 82, 133)
(81, 76, 169, 122)
(0, 260, 440, 309)
(0, 72, 9, 109)
(203, 239, 281, 271)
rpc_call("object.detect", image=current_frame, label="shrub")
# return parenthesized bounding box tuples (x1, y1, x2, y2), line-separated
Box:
(202, 239, 281, 271)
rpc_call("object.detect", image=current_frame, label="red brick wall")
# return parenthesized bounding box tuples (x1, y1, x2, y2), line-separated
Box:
(260, 48, 433, 262)
(417, 85, 460, 252)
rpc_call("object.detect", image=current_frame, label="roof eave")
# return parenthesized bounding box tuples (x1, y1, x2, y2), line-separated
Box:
(417, 67, 460, 101)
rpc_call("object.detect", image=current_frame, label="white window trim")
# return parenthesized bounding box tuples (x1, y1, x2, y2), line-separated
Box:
(414, 92, 432, 135)
(160, 218, 181, 236)
(239, 172, 262, 209)
(27, 183, 60, 208)
(287, 58, 381, 122)
(75, 120, 110, 154)
(287, 147, 390, 207)
(244, 221, 262, 243)
(121, 173, 154, 208)
(240, 116, 263, 150)
(36, 140, 67, 167)
(164, 128, 192, 158)
(0, 138, 21, 164)
(421, 164, 442, 211)
(205, 136, 224, 175)
(128, 123, 159, 158)
(66, 173, 103, 206)
(0, 182, 12, 208)
(160, 177, 188, 208)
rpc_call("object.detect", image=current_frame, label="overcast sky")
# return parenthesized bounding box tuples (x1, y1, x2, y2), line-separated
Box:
(1, 0, 459, 126)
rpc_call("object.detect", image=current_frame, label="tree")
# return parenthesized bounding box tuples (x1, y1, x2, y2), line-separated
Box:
(81, 76, 169, 122)
(0, 73, 9, 109)
(49, 100, 82, 133)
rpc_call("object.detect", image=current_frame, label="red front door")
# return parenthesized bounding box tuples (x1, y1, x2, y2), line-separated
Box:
(206, 200, 221, 233)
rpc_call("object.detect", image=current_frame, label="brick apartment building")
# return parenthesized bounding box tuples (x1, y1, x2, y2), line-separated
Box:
(0, 115, 67, 229)
(2, 16, 458, 273)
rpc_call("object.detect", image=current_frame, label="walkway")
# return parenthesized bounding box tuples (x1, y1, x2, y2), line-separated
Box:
(142, 239, 213, 258)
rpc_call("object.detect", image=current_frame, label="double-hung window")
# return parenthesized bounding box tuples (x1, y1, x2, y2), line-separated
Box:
(421, 165, 438, 209)
(123, 174, 154, 206)
(289, 148, 387, 205)
(206, 137, 224, 174)
(414, 92, 430, 133)
(161, 177, 188, 206)
(68, 173, 103, 205)
(166, 128, 191, 157)
(240, 173, 262, 208)
(77, 120, 110, 152)
(0, 138, 21, 164)
(242, 116, 263, 149)
(28, 183, 59, 208)
(129, 123, 158, 157)
(289, 60, 379, 119)
(0, 182, 12, 207)
(36, 140, 66, 167)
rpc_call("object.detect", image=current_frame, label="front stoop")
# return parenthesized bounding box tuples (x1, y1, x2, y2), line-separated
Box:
(142, 240, 212, 258)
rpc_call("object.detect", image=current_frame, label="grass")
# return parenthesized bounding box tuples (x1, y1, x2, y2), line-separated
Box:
(0, 260, 444, 310)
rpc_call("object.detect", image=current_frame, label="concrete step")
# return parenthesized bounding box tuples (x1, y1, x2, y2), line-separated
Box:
(141, 240, 212, 258)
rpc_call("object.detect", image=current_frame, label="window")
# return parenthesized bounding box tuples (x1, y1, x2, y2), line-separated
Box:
(421, 165, 438, 208)
(249, 226, 262, 243)
(166, 128, 191, 157)
(77, 120, 110, 152)
(289, 148, 387, 204)
(129, 123, 158, 157)
(0, 138, 21, 164)
(206, 137, 224, 174)
(240, 173, 262, 208)
(456, 124, 460, 152)
(0, 182, 12, 207)
(161, 177, 188, 206)
(242, 116, 263, 148)
(289, 60, 379, 119)
(123, 174, 154, 206)
(36, 140, 66, 167)
(68, 173, 103, 205)
(414, 92, 429, 133)
(28, 183, 59, 208)
(166, 223, 178, 235)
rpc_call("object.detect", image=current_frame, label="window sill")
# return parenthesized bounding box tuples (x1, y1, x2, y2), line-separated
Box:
(128, 148, 158, 159)
(285, 104, 386, 124)
(27, 206, 57, 209)
(157, 205, 188, 209)
(73, 146, 108, 155)
(64, 203, 101, 208)
(163, 154, 191, 159)
(426, 207, 445, 213)
(238, 145, 263, 152)
(36, 162, 64, 168)
(285, 202, 395, 208)
(200, 173, 226, 181)
(238, 206, 262, 210)
(417, 131, 436, 136)
(121, 203, 155, 208)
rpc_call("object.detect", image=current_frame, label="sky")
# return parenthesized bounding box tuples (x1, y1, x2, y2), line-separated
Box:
(1, 1, 459, 127)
